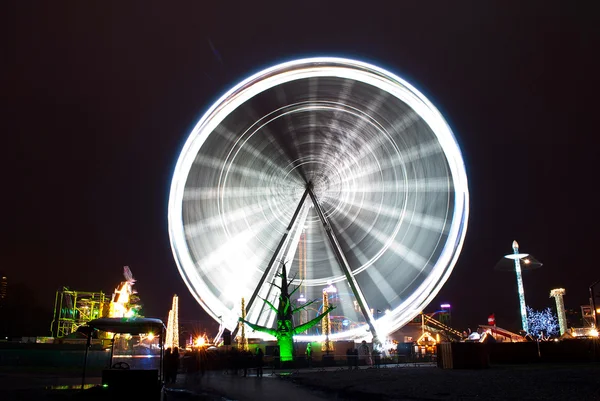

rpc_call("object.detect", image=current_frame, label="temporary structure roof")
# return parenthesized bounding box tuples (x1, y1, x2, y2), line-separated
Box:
(82, 317, 165, 335)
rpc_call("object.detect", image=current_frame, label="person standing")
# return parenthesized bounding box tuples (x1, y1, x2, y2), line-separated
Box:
(305, 343, 313, 368)
(164, 348, 173, 383)
(184, 350, 201, 384)
(372, 348, 381, 368)
(171, 347, 180, 382)
(359, 341, 373, 367)
(255, 348, 264, 377)
(242, 350, 253, 377)
(346, 347, 353, 370)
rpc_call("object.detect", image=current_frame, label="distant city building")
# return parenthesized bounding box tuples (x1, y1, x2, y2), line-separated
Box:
(0, 275, 7, 305)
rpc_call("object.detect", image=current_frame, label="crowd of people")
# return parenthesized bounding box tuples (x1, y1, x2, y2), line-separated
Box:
(223, 347, 265, 377)
(164, 346, 266, 383)
(345, 340, 380, 369)
(163, 341, 385, 384)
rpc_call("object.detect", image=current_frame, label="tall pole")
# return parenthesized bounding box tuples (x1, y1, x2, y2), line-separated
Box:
(172, 295, 179, 349)
(299, 230, 307, 325)
(512, 241, 529, 333)
(239, 297, 248, 351)
(165, 309, 174, 349)
(550, 288, 567, 336)
(590, 280, 599, 328)
(81, 327, 92, 390)
(321, 290, 333, 353)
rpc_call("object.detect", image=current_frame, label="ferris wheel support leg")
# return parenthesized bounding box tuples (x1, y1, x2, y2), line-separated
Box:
(231, 186, 310, 339)
(307, 185, 382, 348)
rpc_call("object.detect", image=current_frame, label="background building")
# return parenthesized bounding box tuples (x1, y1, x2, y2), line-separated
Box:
(0, 274, 7, 306)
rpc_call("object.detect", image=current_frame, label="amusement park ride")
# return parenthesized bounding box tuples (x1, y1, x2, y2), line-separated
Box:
(167, 57, 470, 359)
(50, 266, 143, 338)
(50, 288, 107, 338)
(46, 59, 598, 376)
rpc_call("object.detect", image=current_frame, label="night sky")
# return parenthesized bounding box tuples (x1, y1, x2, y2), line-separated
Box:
(5, 1, 598, 336)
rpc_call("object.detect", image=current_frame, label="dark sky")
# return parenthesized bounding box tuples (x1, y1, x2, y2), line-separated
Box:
(4, 1, 599, 335)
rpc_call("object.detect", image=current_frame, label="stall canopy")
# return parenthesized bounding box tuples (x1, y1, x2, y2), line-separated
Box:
(478, 325, 525, 342)
(82, 317, 165, 335)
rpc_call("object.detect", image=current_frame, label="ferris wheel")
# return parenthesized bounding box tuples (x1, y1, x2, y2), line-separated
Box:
(168, 58, 469, 342)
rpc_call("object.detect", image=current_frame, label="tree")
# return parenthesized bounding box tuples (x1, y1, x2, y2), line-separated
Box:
(239, 262, 334, 362)
(526, 306, 559, 339)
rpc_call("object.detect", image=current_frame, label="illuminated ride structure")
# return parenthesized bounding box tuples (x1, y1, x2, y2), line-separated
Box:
(550, 288, 567, 336)
(51, 288, 107, 338)
(496, 241, 543, 334)
(108, 266, 141, 319)
(421, 313, 464, 341)
(51, 267, 142, 338)
(168, 58, 469, 345)
(165, 294, 180, 349)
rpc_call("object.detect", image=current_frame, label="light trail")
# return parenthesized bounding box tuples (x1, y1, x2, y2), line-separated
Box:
(168, 57, 469, 340)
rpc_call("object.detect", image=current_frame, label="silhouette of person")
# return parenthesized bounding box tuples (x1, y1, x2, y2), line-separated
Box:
(255, 348, 264, 377)
(242, 350, 253, 377)
(170, 347, 180, 383)
(305, 343, 313, 368)
(230, 348, 240, 375)
(346, 348, 353, 370)
(184, 350, 201, 384)
(164, 348, 173, 383)
(359, 340, 372, 366)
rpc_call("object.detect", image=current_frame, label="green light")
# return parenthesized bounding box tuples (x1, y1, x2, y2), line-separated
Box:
(239, 262, 334, 362)
(102, 384, 108, 388)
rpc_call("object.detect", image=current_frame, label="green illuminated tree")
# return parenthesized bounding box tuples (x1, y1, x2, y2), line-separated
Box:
(239, 262, 334, 362)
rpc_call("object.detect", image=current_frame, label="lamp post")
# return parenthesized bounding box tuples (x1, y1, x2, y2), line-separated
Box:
(215, 315, 223, 344)
(590, 280, 600, 329)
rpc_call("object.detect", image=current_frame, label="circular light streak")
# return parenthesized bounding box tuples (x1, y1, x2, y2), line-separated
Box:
(168, 57, 469, 340)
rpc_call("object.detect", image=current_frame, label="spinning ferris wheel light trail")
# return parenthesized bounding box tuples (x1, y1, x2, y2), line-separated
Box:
(168, 57, 469, 342)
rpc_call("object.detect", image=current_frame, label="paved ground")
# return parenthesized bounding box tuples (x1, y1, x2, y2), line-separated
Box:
(174, 365, 369, 401)
(0, 369, 100, 400)
(288, 363, 600, 400)
(2, 363, 599, 400)
(174, 372, 332, 401)
(179, 363, 600, 401)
